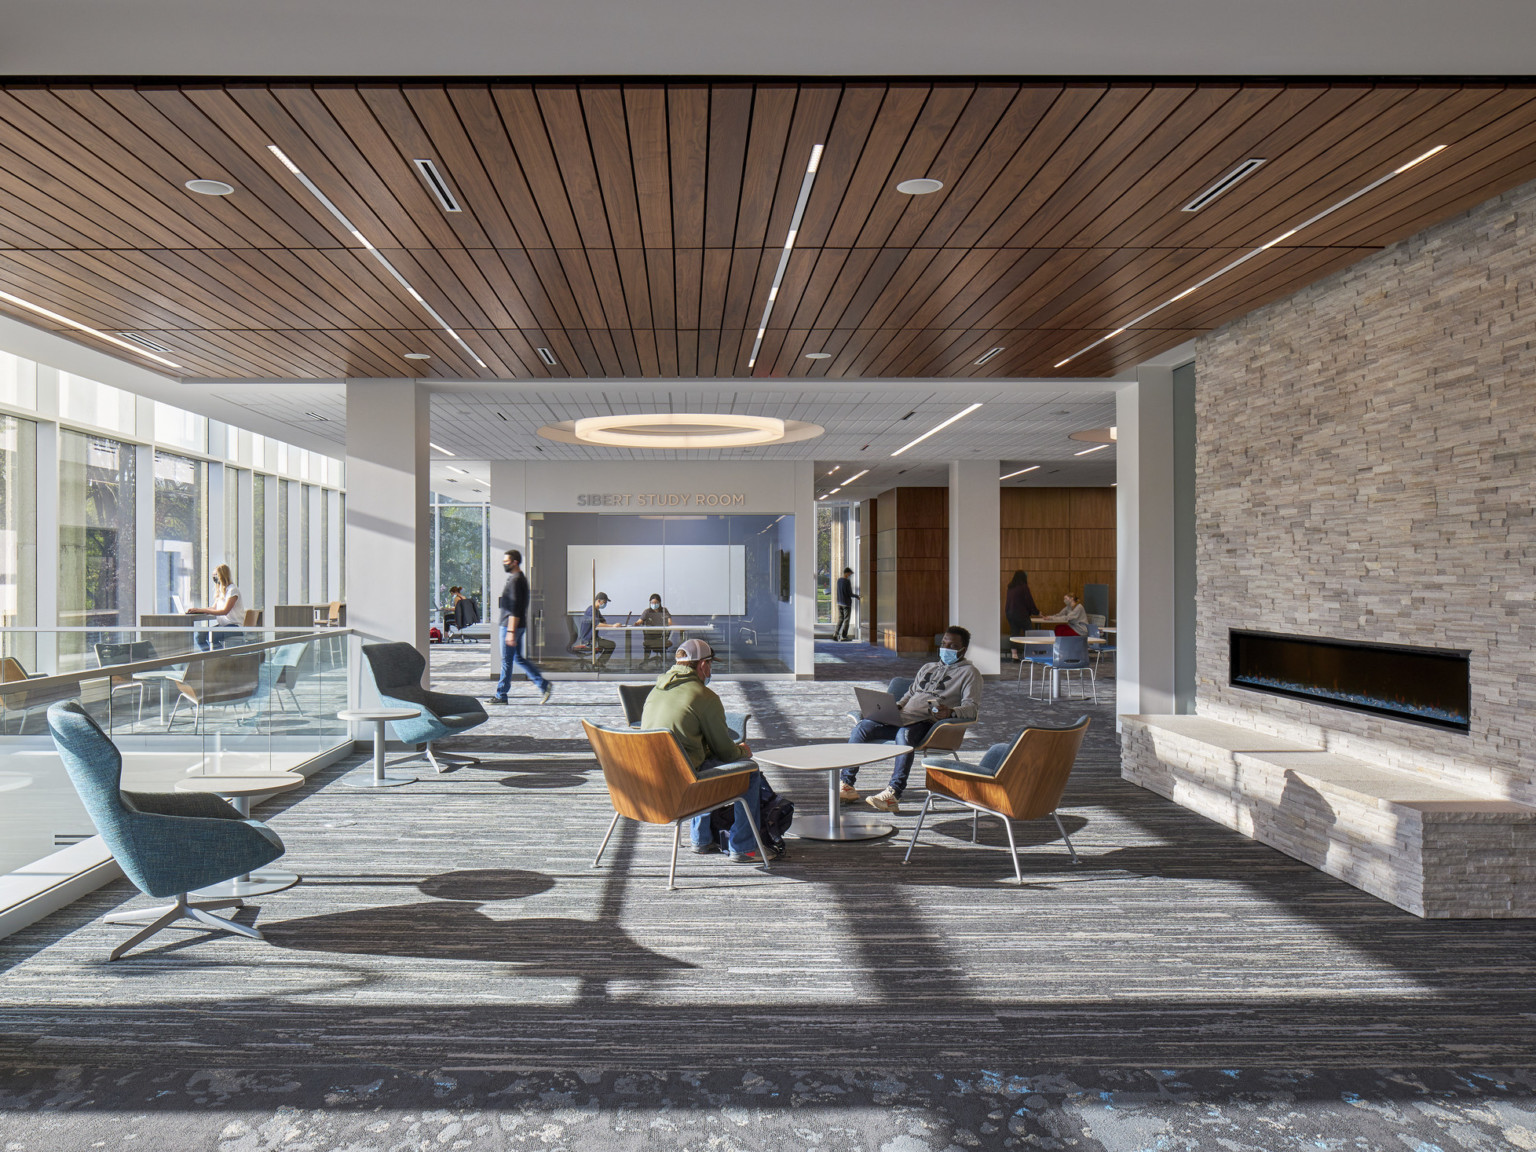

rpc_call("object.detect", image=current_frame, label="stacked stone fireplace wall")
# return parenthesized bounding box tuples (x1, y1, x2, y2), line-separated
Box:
(1189, 174, 1536, 804)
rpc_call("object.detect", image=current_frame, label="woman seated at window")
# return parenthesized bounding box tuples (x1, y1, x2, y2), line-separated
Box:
(187, 564, 243, 650)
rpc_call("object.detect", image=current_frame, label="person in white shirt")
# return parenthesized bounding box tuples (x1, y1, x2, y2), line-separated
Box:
(1040, 592, 1089, 637)
(188, 563, 243, 649)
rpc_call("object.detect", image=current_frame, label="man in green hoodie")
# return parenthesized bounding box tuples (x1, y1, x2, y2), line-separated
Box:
(640, 638, 766, 862)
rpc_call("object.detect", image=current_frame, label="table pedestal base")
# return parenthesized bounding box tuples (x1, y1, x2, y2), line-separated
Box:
(192, 870, 301, 898)
(791, 814, 894, 841)
(341, 769, 417, 788)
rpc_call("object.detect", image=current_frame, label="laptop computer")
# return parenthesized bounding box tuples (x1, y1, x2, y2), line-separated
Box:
(171, 593, 187, 614)
(853, 686, 906, 726)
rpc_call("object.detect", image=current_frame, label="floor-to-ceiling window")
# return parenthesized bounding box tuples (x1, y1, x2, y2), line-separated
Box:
(0, 415, 37, 668)
(276, 478, 290, 605)
(58, 430, 136, 648)
(251, 473, 267, 614)
(152, 450, 206, 613)
(299, 483, 312, 603)
(222, 465, 241, 593)
(431, 495, 488, 614)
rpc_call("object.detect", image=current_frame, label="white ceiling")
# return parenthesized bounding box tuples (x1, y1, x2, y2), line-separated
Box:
(408, 382, 1120, 498)
(6, 0, 1534, 77)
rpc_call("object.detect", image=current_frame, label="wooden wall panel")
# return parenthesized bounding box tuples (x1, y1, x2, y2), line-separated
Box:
(999, 487, 1116, 639)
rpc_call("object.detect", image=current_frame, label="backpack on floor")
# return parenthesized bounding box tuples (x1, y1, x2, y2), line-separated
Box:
(709, 777, 794, 854)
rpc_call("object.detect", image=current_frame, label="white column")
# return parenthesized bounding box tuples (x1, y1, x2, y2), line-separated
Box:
(1116, 366, 1178, 717)
(345, 380, 430, 655)
(135, 443, 156, 621)
(793, 460, 815, 677)
(326, 488, 342, 601)
(948, 459, 1002, 676)
(307, 483, 323, 600)
(287, 479, 303, 602)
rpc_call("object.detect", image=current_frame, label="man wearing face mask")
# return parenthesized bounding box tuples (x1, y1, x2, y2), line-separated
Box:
(640, 638, 771, 862)
(637, 593, 673, 669)
(487, 549, 552, 706)
(840, 625, 981, 814)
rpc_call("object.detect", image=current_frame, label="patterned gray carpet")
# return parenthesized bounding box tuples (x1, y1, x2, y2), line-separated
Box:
(2, 647, 1534, 1150)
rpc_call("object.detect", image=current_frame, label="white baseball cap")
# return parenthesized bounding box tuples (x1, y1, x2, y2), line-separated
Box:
(675, 638, 715, 662)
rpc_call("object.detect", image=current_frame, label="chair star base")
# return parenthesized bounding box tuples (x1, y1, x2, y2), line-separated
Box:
(903, 795, 1079, 884)
(388, 744, 481, 773)
(103, 893, 263, 961)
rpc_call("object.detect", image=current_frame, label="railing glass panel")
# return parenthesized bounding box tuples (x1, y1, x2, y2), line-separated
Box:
(0, 627, 351, 879)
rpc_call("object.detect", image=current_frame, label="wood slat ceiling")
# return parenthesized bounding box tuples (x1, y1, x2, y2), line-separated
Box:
(1, 79, 1535, 382)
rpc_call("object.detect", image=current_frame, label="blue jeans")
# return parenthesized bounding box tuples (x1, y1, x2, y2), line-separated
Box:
(691, 766, 763, 857)
(496, 623, 548, 697)
(841, 717, 935, 798)
(198, 623, 240, 651)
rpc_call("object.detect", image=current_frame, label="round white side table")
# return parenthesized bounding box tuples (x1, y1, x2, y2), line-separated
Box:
(752, 743, 906, 841)
(337, 708, 422, 787)
(175, 773, 305, 897)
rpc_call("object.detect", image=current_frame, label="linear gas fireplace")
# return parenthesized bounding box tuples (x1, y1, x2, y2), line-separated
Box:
(1229, 630, 1471, 732)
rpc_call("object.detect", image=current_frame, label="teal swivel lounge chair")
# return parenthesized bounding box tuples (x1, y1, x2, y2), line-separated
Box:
(46, 701, 288, 961)
(362, 642, 486, 772)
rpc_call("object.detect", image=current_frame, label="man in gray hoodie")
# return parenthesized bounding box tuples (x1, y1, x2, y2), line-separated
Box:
(841, 625, 982, 814)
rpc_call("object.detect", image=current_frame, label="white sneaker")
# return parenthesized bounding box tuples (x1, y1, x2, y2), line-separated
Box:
(866, 788, 900, 814)
(838, 783, 860, 803)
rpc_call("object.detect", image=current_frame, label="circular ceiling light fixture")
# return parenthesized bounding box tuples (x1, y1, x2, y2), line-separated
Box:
(185, 179, 235, 196)
(1068, 427, 1118, 444)
(539, 413, 824, 450)
(896, 178, 944, 195)
(804, 352, 832, 360)
(403, 352, 432, 360)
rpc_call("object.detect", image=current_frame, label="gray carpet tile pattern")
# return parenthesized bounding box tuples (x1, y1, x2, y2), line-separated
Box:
(2, 651, 1535, 1150)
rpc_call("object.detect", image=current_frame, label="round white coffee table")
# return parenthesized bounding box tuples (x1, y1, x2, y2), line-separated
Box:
(175, 773, 305, 897)
(752, 743, 905, 841)
(337, 708, 421, 788)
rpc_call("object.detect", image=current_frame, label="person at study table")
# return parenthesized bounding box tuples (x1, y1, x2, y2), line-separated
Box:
(186, 564, 243, 650)
(577, 592, 617, 668)
(1039, 591, 1089, 637)
(637, 592, 673, 669)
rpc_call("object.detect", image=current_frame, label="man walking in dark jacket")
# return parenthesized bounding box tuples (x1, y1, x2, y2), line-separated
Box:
(833, 567, 859, 641)
(487, 549, 551, 705)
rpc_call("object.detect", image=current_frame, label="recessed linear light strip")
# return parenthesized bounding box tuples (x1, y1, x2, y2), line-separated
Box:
(1054, 144, 1447, 370)
(1074, 443, 1109, 456)
(891, 403, 983, 457)
(1000, 465, 1039, 480)
(267, 145, 488, 370)
(747, 145, 824, 371)
(0, 288, 182, 370)
(821, 470, 870, 499)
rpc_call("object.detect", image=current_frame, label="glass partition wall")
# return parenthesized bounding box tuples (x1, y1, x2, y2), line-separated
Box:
(525, 511, 795, 675)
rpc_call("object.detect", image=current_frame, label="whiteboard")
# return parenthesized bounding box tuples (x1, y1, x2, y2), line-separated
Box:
(566, 545, 746, 616)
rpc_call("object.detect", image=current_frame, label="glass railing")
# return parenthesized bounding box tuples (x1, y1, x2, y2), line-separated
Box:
(0, 627, 352, 881)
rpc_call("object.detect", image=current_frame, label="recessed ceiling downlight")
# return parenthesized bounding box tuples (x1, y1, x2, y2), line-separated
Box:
(805, 352, 832, 360)
(896, 178, 944, 195)
(185, 179, 235, 196)
(404, 352, 432, 360)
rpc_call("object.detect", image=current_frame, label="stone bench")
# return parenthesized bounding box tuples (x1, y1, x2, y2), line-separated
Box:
(1120, 715, 1536, 918)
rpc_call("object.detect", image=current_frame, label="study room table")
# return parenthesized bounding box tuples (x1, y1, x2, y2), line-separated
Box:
(595, 623, 714, 672)
(1011, 635, 1106, 700)
(751, 743, 905, 842)
(174, 772, 305, 897)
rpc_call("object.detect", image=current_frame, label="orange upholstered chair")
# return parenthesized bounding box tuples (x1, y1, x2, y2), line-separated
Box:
(581, 720, 768, 889)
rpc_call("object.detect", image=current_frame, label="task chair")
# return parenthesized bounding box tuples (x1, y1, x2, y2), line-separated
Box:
(362, 642, 487, 773)
(616, 683, 750, 743)
(905, 715, 1090, 883)
(582, 720, 768, 890)
(46, 700, 288, 960)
